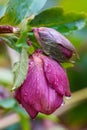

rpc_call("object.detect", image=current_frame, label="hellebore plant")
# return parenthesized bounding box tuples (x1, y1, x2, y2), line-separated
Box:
(15, 51, 71, 119)
(0, 25, 76, 119)
(14, 27, 76, 118)
(1, 1, 84, 119)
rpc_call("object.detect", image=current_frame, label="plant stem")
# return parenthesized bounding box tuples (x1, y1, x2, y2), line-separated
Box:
(0, 26, 19, 34)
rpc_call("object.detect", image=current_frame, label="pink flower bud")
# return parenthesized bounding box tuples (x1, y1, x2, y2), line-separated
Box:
(15, 52, 71, 119)
(33, 27, 77, 62)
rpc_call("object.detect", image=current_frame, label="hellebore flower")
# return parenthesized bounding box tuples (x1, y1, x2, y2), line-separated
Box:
(15, 52, 71, 119)
(32, 27, 77, 62)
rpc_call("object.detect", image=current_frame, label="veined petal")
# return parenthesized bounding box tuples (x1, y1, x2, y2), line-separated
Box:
(14, 87, 21, 104)
(20, 55, 48, 112)
(40, 54, 71, 97)
(21, 100, 38, 119)
(20, 54, 63, 115)
(14, 52, 71, 118)
(33, 27, 77, 62)
(43, 84, 63, 114)
(45, 27, 75, 51)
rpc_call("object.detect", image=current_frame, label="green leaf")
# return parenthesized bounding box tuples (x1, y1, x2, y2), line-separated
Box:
(16, 31, 35, 54)
(14, 106, 28, 118)
(12, 62, 20, 82)
(30, 7, 87, 33)
(0, 0, 9, 18)
(0, 34, 19, 51)
(27, 32, 40, 50)
(62, 62, 74, 69)
(0, 98, 17, 109)
(12, 48, 28, 90)
(12, 62, 20, 73)
(15, 32, 28, 51)
(0, 0, 47, 25)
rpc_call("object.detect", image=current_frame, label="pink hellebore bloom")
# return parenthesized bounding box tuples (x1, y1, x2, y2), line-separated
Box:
(15, 52, 71, 119)
(33, 27, 77, 62)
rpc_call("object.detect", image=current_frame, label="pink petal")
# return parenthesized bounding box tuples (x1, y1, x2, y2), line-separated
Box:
(40, 54, 71, 97)
(42, 84, 63, 114)
(14, 87, 21, 104)
(59, 44, 73, 59)
(20, 54, 64, 115)
(39, 27, 75, 52)
(20, 56, 48, 112)
(21, 100, 38, 119)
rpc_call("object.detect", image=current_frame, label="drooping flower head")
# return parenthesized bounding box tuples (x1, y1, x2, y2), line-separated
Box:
(33, 27, 77, 62)
(15, 51, 71, 119)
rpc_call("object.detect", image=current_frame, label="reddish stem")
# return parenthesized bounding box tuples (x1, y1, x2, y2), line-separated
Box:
(26, 38, 32, 46)
(0, 26, 19, 33)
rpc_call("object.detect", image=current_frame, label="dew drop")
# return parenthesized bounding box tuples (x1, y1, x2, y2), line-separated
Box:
(48, 69, 51, 72)
(56, 79, 58, 82)
(70, 60, 75, 64)
(37, 78, 39, 81)
(45, 63, 48, 67)
(29, 61, 33, 65)
(24, 92, 27, 96)
(54, 82, 56, 85)
(65, 96, 71, 100)
(54, 81, 58, 86)
(61, 101, 65, 106)
(36, 91, 39, 94)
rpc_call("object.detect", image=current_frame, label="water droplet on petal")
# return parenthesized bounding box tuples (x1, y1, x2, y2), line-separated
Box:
(70, 60, 75, 64)
(48, 69, 51, 72)
(36, 91, 39, 94)
(24, 92, 27, 96)
(54, 81, 58, 86)
(61, 101, 65, 106)
(29, 61, 33, 65)
(65, 96, 71, 100)
(45, 63, 48, 66)
(37, 78, 39, 81)
(54, 82, 57, 85)
(56, 79, 58, 82)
